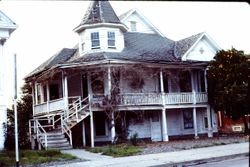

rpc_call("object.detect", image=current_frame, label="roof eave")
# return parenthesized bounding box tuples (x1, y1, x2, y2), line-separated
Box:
(73, 22, 128, 33)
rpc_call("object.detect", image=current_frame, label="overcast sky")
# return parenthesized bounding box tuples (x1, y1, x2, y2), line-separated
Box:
(0, 1, 250, 105)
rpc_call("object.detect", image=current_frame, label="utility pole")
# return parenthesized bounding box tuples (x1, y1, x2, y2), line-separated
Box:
(14, 54, 19, 167)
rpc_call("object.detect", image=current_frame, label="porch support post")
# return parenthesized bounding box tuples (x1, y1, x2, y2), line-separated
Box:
(87, 73, 94, 147)
(82, 120, 86, 147)
(206, 105, 213, 137)
(31, 83, 35, 116)
(90, 109, 94, 148)
(108, 66, 116, 143)
(46, 82, 50, 113)
(204, 68, 208, 93)
(191, 70, 197, 104)
(62, 71, 69, 111)
(193, 107, 198, 139)
(160, 69, 168, 141)
(34, 82, 38, 105)
(161, 109, 168, 141)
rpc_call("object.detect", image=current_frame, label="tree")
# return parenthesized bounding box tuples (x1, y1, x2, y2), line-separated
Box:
(207, 48, 250, 135)
(4, 83, 33, 149)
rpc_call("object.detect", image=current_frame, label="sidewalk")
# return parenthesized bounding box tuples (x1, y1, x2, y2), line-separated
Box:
(58, 142, 249, 167)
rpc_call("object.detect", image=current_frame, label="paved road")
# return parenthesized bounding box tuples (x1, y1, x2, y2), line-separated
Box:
(188, 155, 249, 167)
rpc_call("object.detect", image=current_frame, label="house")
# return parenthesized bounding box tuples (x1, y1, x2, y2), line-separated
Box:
(25, 1, 220, 149)
(0, 10, 17, 150)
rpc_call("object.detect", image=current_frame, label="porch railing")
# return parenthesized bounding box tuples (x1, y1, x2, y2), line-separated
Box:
(91, 92, 208, 106)
(34, 96, 81, 116)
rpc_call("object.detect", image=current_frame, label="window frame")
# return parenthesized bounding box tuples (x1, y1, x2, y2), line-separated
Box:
(183, 110, 194, 129)
(107, 31, 116, 48)
(91, 32, 100, 49)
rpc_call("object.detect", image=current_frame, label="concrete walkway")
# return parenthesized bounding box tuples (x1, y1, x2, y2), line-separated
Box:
(58, 142, 249, 167)
(61, 149, 113, 161)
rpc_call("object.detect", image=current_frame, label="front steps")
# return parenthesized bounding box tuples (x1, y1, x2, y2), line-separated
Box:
(39, 130, 72, 150)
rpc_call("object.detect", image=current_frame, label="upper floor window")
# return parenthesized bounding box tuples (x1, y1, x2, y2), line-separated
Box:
(91, 32, 100, 49)
(107, 31, 115, 48)
(130, 21, 137, 31)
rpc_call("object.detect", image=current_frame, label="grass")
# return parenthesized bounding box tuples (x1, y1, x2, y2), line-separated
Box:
(86, 143, 142, 157)
(0, 149, 77, 167)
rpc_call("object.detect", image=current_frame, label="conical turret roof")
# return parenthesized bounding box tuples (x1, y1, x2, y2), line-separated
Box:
(74, 1, 127, 32)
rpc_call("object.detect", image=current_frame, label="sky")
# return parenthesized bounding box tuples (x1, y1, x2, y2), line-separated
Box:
(0, 1, 250, 105)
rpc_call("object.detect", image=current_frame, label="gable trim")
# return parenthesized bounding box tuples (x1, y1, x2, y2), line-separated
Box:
(120, 8, 164, 37)
(182, 32, 221, 61)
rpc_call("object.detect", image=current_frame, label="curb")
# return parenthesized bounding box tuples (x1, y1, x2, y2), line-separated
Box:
(154, 153, 249, 167)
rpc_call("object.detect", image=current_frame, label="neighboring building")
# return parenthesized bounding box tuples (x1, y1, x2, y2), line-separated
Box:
(0, 10, 17, 150)
(25, 1, 220, 149)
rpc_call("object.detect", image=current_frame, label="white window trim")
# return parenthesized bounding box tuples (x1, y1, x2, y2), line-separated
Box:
(91, 32, 100, 49)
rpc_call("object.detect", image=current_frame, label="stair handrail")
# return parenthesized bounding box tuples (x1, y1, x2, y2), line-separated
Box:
(36, 119, 48, 149)
(61, 115, 72, 146)
(63, 97, 89, 123)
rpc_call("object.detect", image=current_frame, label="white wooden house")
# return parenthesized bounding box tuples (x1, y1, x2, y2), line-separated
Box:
(26, 1, 220, 149)
(0, 10, 17, 150)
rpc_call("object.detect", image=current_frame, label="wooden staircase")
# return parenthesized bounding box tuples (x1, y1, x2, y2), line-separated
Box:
(29, 97, 90, 150)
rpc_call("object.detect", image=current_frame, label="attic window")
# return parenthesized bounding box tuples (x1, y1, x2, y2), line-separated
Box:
(107, 31, 116, 48)
(130, 21, 137, 31)
(91, 32, 100, 49)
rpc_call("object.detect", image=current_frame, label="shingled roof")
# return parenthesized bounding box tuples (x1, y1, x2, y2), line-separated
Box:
(26, 31, 209, 80)
(75, 1, 122, 30)
(175, 32, 204, 58)
(68, 32, 176, 64)
(26, 48, 77, 78)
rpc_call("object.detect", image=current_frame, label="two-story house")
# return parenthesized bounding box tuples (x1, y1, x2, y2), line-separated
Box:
(0, 10, 16, 150)
(26, 1, 220, 149)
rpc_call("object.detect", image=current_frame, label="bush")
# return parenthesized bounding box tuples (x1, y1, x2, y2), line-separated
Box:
(130, 133, 138, 146)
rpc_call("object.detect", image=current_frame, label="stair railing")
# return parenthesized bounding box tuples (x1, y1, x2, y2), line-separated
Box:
(35, 119, 48, 150)
(61, 115, 72, 146)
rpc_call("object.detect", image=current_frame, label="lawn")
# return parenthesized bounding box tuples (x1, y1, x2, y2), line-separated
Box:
(86, 143, 142, 157)
(0, 149, 77, 167)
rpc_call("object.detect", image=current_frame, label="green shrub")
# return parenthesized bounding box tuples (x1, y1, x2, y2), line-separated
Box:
(130, 133, 138, 146)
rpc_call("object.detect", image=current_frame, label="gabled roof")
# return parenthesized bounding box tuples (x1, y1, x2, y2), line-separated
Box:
(174, 32, 204, 58)
(0, 10, 17, 34)
(74, 1, 127, 32)
(119, 8, 164, 37)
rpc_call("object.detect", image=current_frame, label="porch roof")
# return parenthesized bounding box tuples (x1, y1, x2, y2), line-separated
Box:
(25, 32, 207, 81)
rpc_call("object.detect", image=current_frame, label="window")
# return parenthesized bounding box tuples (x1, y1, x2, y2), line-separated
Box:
(130, 21, 137, 31)
(107, 31, 115, 48)
(183, 110, 193, 129)
(179, 70, 192, 92)
(43, 85, 47, 102)
(91, 32, 100, 49)
(204, 116, 208, 129)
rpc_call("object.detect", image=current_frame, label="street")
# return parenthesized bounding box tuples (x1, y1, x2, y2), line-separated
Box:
(167, 155, 249, 167)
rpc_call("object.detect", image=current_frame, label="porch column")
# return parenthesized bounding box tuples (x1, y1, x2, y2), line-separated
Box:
(46, 82, 50, 112)
(82, 120, 86, 147)
(161, 109, 168, 141)
(160, 69, 168, 141)
(206, 105, 213, 137)
(62, 72, 69, 110)
(31, 83, 35, 115)
(191, 70, 197, 104)
(193, 107, 198, 139)
(34, 82, 38, 105)
(108, 66, 116, 143)
(87, 73, 94, 147)
(204, 68, 208, 92)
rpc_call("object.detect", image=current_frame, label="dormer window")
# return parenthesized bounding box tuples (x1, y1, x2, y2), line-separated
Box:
(130, 21, 137, 31)
(91, 32, 100, 49)
(107, 31, 115, 48)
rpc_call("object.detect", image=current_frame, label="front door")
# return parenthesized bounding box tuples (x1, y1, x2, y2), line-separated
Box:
(150, 112, 162, 141)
